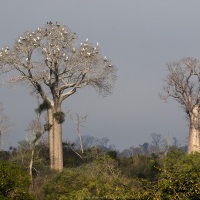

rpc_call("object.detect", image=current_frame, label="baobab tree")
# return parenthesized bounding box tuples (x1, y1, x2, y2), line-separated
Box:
(0, 22, 117, 171)
(160, 57, 200, 153)
(0, 102, 11, 147)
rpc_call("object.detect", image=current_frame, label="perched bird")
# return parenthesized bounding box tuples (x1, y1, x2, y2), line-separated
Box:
(97, 42, 99, 46)
(86, 38, 88, 42)
(47, 21, 53, 25)
(56, 22, 61, 27)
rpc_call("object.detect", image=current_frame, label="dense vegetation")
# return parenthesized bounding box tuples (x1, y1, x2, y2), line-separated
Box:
(1, 136, 200, 200)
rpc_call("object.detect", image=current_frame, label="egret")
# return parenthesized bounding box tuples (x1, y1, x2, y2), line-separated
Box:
(86, 38, 88, 42)
(97, 42, 99, 46)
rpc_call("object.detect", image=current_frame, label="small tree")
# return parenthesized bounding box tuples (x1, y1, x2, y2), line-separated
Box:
(70, 113, 87, 153)
(160, 57, 200, 153)
(0, 22, 117, 171)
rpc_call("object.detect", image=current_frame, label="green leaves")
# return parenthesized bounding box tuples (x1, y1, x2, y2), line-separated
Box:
(0, 161, 35, 199)
(35, 99, 51, 114)
(53, 111, 65, 124)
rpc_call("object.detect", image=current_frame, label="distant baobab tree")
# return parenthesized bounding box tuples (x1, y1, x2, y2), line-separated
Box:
(160, 57, 200, 153)
(0, 102, 11, 147)
(0, 22, 117, 171)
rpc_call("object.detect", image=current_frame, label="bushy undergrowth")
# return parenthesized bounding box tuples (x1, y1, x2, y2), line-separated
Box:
(2, 145, 200, 200)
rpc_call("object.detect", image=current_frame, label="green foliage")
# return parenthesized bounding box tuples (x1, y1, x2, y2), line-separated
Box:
(119, 153, 160, 181)
(43, 156, 138, 199)
(35, 99, 51, 114)
(43, 123, 53, 131)
(139, 150, 200, 200)
(0, 151, 9, 161)
(106, 149, 117, 159)
(53, 111, 65, 124)
(0, 161, 34, 199)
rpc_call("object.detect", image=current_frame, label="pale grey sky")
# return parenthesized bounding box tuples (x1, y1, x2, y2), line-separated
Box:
(1, 1, 200, 150)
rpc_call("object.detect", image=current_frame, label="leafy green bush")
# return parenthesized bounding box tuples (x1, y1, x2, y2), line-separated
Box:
(43, 156, 139, 199)
(0, 161, 34, 199)
(139, 150, 200, 200)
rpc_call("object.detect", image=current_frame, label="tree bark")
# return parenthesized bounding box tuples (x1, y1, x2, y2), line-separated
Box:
(188, 105, 200, 153)
(48, 108, 55, 170)
(48, 102, 63, 171)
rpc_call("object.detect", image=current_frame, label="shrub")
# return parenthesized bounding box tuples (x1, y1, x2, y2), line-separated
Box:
(0, 161, 34, 199)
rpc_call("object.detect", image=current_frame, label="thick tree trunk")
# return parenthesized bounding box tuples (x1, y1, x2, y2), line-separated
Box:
(48, 102, 63, 171)
(188, 105, 200, 153)
(48, 108, 55, 170)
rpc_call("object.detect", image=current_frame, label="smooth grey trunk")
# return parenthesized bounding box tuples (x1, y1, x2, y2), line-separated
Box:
(48, 108, 55, 170)
(48, 102, 63, 171)
(188, 105, 200, 153)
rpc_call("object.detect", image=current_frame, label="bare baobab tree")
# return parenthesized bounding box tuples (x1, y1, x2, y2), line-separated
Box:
(0, 102, 11, 148)
(160, 57, 200, 153)
(0, 22, 117, 171)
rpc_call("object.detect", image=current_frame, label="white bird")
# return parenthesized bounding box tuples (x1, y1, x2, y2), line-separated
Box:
(104, 56, 107, 61)
(86, 38, 88, 42)
(97, 42, 99, 46)
(26, 58, 29, 61)
(87, 52, 91, 56)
